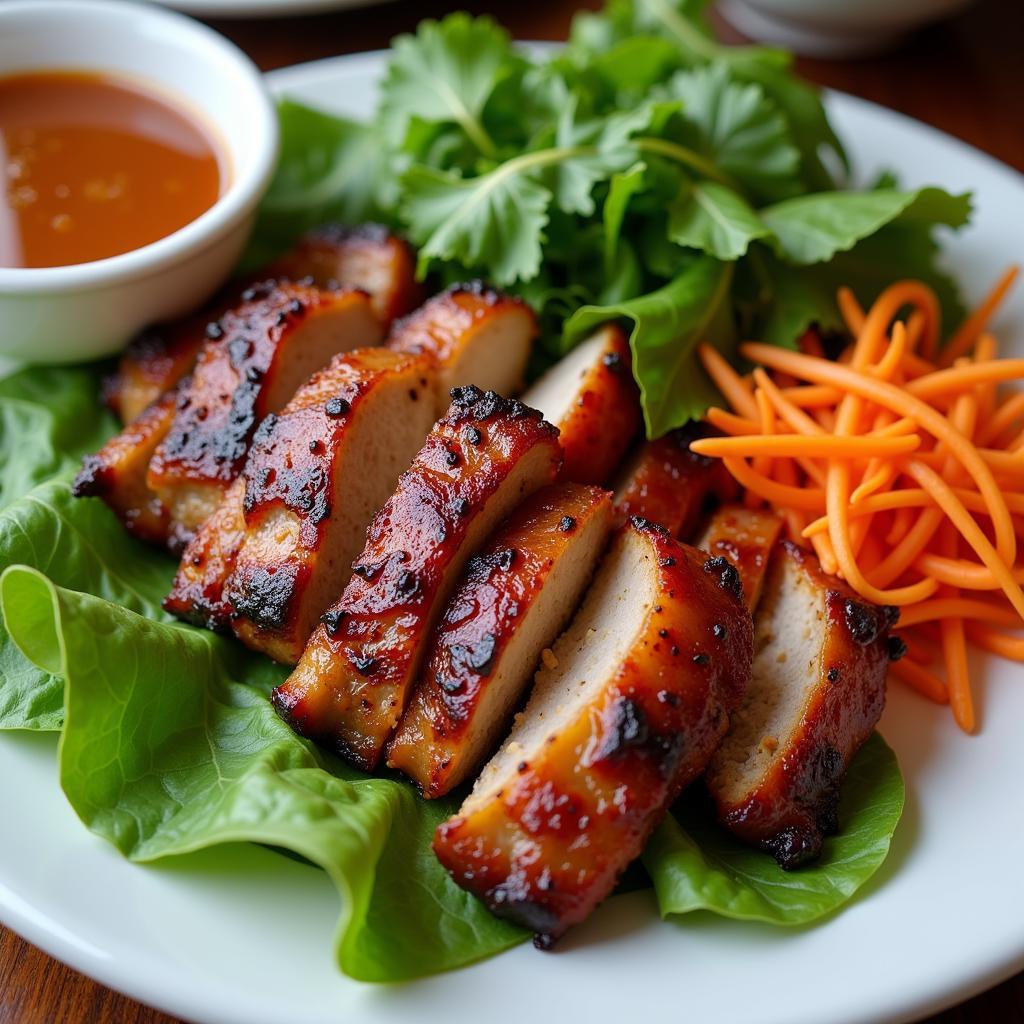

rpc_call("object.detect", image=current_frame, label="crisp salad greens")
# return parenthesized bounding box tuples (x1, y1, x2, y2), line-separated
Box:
(254, 0, 970, 435)
(0, 0, 910, 983)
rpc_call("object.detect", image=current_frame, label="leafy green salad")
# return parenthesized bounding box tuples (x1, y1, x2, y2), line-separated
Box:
(0, 0, 944, 982)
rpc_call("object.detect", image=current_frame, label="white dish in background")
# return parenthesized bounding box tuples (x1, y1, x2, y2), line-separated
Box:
(1, 51, 1023, 1024)
(142, 0, 388, 17)
(719, 0, 979, 57)
(0, 0, 278, 362)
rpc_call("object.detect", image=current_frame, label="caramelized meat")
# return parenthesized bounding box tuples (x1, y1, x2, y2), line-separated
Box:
(104, 309, 221, 425)
(433, 519, 753, 947)
(705, 540, 895, 869)
(274, 386, 562, 770)
(224, 350, 438, 664)
(163, 475, 247, 629)
(266, 223, 421, 325)
(385, 283, 535, 416)
(72, 387, 179, 545)
(147, 282, 382, 547)
(695, 504, 784, 612)
(613, 424, 738, 538)
(388, 483, 613, 797)
(521, 324, 641, 485)
(106, 225, 418, 424)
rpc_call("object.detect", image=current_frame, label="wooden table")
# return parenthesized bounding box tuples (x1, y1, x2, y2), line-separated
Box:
(2, 0, 1023, 1021)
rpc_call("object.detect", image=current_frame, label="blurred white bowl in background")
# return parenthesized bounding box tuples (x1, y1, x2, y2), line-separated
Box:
(719, 0, 979, 57)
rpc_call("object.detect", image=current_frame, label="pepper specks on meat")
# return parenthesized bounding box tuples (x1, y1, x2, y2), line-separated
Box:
(325, 397, 350, 418)
(887, 635, 908, 661)
(557, 515, 576, 532)
(703, 555, 743, 602)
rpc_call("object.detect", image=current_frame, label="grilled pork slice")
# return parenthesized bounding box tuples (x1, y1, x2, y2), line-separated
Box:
(386, 283, 535, 416)
(705, 540, 896, 869)
(223, 350, 437, 664)
(388, 483, 614, 797)
(72, 387, 180, 545)
(266, 223, 421, 325)
(434, 519, 753, 947)
(274, 386, 562, 770)
(106, 225, 418, 424)
(696, 504, 784, 613)
(613, 424, 738, 538)
(521, 324, 641, 485)
(147, 282, 382, 548)
(163, 475, 247, 629)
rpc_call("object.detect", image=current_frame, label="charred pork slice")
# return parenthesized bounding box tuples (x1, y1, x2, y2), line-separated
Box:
(164, 475, 247, 630)
(386, 283, 535, 416)
(521, 324, 641, 485)
(433, 519, 753, 947)
(106, 225, 418, 423)
(705, 540, 896, 869)
(222, 350, 438, 664)
(147, 282, 382, 548)
(613, 424, 738, 538)
(388, 482, 614, 797)
(274, 387, 562, 770)
(266, 223, 421, 325)
(696, 504, 784, 613)
(72, 387, 179, 545)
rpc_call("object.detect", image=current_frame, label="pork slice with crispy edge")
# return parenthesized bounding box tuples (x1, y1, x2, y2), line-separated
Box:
(105, 224, 419, 424)
(388, 482, 614, 797)
(695, 504, 784, 613)
(146, 281, 382, 549)
(72, 386, 180, 546)
(520, 324, 641, 485)
(163, 475, 248, 630)
(433, 518, 753, 948)
(705, 539, 897, 869)
(613, 424, 738, 539)
(265, 223, 422, 325)
(385, 283, 535, 417)
(273, 386, 562, 771)
(222, 350, 438, 664)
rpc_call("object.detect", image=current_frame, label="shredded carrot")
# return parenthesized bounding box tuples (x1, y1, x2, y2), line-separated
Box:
(940, 265, 1019, 366)
(695, 270, 1024, 733)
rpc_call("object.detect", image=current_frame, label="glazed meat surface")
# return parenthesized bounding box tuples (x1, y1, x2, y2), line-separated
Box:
(274, 386, 562, 770)
(225, 350, 437, 664)
(521, 324, 641, 485)
(388, 482, 613, 797)
(385, 283, 535, 416)
(164, 475, 247, 629)
(705, 540, 896, 868)
(613, 424, 738, 539)
(72, 386, 180, 545)
(266, 223, 421, 325)
(106, 224, 418, 423)
(696, 504, 784, 612)
(147, 281, 382, 547)
(433, 519, 753, 947)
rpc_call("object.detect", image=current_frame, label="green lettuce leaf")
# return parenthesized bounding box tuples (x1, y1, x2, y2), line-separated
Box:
(668, 180, 769, 260)
(564, 255, 734, 435)
(244, 100, 387, 270)
(644, 732, 904, 924)
(380, 14, 515, 159)
(0, 365, 113, 511)
(0, 567, 527, 981)
(662, 64, 801, 202)
(762, 187, 972, 266)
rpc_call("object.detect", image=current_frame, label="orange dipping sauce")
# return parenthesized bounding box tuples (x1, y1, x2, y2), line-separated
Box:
(0, 71, 225, 269)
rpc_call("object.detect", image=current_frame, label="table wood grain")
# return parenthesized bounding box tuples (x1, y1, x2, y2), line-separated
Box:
(2, 0, 1022, 1021)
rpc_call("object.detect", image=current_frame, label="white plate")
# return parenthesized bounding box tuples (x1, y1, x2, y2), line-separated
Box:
(142, 0, 387, 18)
(2, 51, 1023, 1024)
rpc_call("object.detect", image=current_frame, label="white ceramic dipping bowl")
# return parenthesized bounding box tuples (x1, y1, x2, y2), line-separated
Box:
(0, 0, 279, 363)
